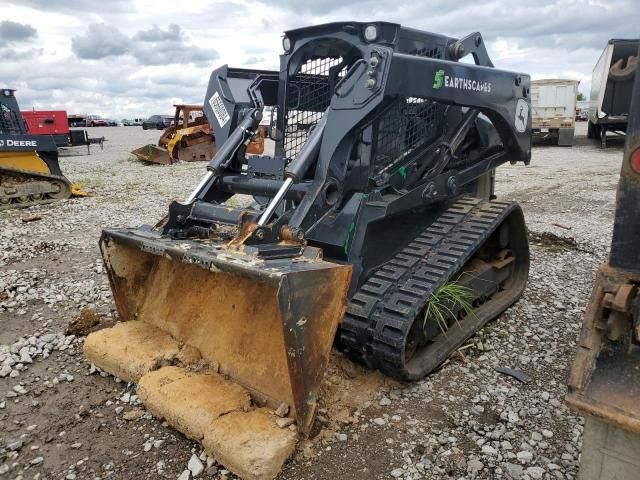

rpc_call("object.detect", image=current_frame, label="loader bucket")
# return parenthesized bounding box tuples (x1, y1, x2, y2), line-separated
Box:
(131, 144, 172, 165)
(93, 228, 352, 435)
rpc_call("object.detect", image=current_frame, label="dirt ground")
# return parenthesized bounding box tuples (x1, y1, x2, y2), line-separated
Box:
(0, 122, 627, 480)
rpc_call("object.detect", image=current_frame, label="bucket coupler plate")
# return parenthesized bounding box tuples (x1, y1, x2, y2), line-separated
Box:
(99, 227, 352, 435)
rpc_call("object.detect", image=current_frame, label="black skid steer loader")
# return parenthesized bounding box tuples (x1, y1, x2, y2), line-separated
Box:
(85, 22, 531, 479)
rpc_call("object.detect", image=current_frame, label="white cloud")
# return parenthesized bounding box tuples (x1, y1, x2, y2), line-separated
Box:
(1, 0, 637, 116)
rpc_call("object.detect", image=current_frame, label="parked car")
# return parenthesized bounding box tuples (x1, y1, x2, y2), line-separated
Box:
(132, 118, 144, 126)
(104, 119, 118, 127)
(121, 119, 135, 126)
(142, 115, 173, 130)
(86, 115, 108, 127)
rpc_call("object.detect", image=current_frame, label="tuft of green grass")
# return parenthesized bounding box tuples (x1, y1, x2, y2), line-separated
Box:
(423, 282, 474, 335)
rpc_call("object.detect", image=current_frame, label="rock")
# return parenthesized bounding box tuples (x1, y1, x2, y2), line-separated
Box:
(274, 403, 289, 418)
(188, 454, 204, 477)
(40, 334, 57, 343)
(275, 417, 295, 429)
(0, 365, 12, 377)
(203, 408, 297, 480)
(507, 410, 520, 423)
(123, 409, 145, 421)
(137, 366, 250, 441)
(19, 351, 32, 364)
(390, 468, 404, 477)
(7, 440, 23, 451)
(335, 433, 347, 442)
(379, 396, 392, 406)
(481, 445, 498, 456)
(12, 385, 27, 395)
(542, 429, 553, 438)
(177, 470, 190, 480)
(373, 417, 386, 426)
(516, 450, 533, 463)
(30, 456, 44, 465)
(504, 462, 523, 479)
(467, 458, 484, 474)
(526, 466, 545, 479)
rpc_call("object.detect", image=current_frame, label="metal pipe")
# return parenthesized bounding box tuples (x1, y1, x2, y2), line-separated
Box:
(184, 171, 214, 204)
(207, 108, 262, 175)
(257, 114, 327, 226)
(285, 116, 327, 181)
(217, 175, 308, 201)
(183, 109, 263, 204)
(258, 177, 293, 226)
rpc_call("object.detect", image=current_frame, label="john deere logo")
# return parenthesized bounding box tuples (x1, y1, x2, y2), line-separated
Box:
(433, 69, 445, 89)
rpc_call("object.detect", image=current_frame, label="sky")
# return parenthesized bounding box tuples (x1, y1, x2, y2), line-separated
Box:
(1, 0, 637, 119)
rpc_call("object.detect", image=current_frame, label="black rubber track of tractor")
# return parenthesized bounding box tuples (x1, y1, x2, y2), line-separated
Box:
(340, 196, 529, 381)
(0, 169, 72, 209)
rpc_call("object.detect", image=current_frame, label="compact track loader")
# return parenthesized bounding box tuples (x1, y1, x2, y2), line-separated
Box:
(132, 104, 265, 165)
(86, 22, 531, 479)
(567, 45, 640, 480)
(0, 88, 77, 208)
(132, 104, 216, 165)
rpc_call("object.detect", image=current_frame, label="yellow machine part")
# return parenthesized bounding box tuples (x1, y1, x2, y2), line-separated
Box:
(166, 126, 196, 158)
(71, 184, 89, 197)
(0, 151, 51, 174)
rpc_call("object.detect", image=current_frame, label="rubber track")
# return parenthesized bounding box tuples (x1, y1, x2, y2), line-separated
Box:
(0, 169, 72, 210)
(340, 196, 519, 380)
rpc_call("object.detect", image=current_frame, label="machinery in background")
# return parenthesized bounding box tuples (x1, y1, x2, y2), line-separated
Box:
(21, 110, 70, 147)
(132, 104, 265, 165)
(531, 79, 579, 146)
(567, 45, 640, 480)
(588, 38, 638, 147)
(0, 88, 83, 209)
(575, 100, 592, 121)
(22, 110, 105, 154)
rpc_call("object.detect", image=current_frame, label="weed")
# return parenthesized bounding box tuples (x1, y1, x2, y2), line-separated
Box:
(423, 281, 474, 335)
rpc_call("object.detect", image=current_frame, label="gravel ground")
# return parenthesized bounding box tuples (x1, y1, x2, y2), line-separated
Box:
(0, 122, 626, 480)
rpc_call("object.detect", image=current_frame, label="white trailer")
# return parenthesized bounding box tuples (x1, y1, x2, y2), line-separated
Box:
(588, 38, 638, 147)
(531, 79, 579, 146)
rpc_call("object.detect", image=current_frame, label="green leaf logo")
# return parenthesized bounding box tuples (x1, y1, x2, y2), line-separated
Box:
(433, 69, 445, 89)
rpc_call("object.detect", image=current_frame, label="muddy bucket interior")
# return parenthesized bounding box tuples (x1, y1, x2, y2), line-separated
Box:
(94, 229, 352, 434)
(131, 144, 172, 165)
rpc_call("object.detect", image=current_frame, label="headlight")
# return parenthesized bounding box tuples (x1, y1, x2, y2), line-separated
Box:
(364, 25, 378, 42)
(282, 36, 292, 53)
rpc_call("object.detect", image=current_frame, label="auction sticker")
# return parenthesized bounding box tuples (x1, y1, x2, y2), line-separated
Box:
(209, 91, 230, 128)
